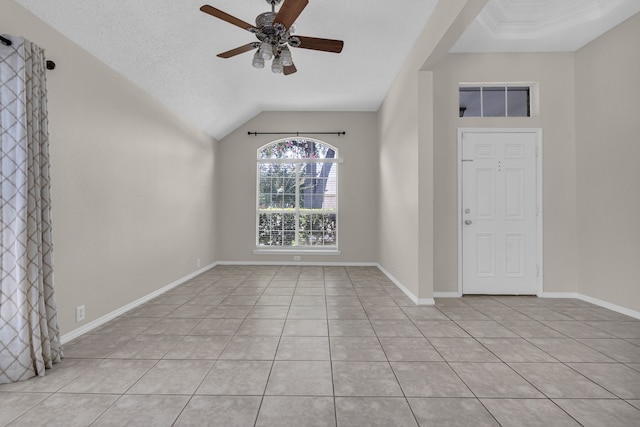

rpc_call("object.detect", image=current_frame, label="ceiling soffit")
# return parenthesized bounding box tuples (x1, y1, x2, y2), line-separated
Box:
(478, 0, 626, 39)
(451, 0, 640, 52)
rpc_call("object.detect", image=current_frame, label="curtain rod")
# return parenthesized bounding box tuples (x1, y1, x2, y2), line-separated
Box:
(248, 131, 346, 136)
(1, 34, 56, 70)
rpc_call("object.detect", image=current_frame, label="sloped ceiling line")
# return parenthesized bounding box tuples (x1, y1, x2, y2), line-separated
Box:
(12, 0, 640, 137)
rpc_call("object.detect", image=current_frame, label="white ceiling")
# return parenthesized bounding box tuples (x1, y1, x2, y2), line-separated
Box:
(452, 0, 640, 52)
(13, 0, 640, 139)
(13, 0, 438, 139)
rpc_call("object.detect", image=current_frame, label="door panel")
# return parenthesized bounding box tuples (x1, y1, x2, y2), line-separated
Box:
(504, 168, 524, 218)
(462, 130, 538, 295)
(476, 233, 496, 277)
(476, 169, 496, 219)
(505, 233, 525, 277)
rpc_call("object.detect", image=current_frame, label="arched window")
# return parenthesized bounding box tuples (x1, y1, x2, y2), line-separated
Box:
(257, 138, 339, 249)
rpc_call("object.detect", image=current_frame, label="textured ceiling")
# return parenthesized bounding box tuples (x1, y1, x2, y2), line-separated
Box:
(13, 0, 438, 139)
(12, 0, 640, 139)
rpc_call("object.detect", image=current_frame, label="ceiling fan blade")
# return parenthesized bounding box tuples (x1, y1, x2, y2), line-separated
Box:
(217, 42, 260, 58)
(295, 36, 344, 53)
(200, 5, 258, 32)
(274, 0, 308, 29)
(283, 63, 297, 75)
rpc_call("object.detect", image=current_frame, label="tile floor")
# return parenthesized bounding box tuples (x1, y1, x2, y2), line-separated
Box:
(2, 265, 640, 426)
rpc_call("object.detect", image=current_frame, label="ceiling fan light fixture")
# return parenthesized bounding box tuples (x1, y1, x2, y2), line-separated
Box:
(259, 42, 273, 60)
(280, 47, 293, 66)
(201, 0, 344, 76)
(252, 51, 265, 68)
(271, 56, 284, 73)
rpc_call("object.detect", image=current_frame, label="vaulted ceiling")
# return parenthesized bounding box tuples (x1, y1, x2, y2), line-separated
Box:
(13, 0, 640, 139)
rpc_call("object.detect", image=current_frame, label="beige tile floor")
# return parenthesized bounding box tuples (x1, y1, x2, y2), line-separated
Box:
(2, 265, 640, 426)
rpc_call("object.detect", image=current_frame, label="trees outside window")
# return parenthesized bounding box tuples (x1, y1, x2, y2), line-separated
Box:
(257, 138, 338, 248)
(459, 84, 533, 117)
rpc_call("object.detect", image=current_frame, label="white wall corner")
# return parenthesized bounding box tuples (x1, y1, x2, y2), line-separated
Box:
(60, 261, 219, 344)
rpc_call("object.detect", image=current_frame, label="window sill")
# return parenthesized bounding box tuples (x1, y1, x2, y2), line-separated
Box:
(253, 248, 341, 256)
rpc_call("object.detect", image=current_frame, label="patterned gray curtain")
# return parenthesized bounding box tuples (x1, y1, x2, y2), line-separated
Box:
(0, 36, 62, 384)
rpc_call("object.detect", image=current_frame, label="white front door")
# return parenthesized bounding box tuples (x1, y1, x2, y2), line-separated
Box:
(460, 129, 540, 295)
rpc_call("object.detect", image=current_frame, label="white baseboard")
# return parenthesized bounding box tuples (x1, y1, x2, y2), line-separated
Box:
(576, 294, 640, 320)
(542, 292, 640, 320)
(60, 262, 218, 344)
(540, 292, 579, 299)
(217, 261, 378, 267)
(375, 264, 435, 306)
(375, 264, 417, 304)
(433, 292, 462, 298)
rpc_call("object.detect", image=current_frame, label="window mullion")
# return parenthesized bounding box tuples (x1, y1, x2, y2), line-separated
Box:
(504, 86, 508, 117)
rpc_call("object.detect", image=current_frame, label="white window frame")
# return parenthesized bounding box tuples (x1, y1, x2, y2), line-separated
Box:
(254, 138, 341, 255)
(459, 82, 538, 117)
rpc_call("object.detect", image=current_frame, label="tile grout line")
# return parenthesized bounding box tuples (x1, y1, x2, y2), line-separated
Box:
(5, 266, 640, 426)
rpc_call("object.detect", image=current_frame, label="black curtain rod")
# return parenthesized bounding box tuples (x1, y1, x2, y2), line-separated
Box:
(248, 131, 346, 136)
(0, 34, 56, 70)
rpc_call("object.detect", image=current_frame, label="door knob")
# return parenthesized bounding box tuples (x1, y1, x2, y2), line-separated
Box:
(464, 219, 472, 225)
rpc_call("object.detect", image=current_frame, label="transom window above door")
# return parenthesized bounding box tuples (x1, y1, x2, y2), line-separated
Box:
(256, 138, 339, 252)
(459, 83, 536, 117)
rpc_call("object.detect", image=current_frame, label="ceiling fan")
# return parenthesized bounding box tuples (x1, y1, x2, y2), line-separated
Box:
(200, 0, 344, 75)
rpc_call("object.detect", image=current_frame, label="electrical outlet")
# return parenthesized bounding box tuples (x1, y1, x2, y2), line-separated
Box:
(76, 305, 85, 323)
(293, 256, 301, 261)
(197, 259, 201, 268)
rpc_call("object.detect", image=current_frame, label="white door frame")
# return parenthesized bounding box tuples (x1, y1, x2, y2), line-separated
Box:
(457, 128, 544, 296)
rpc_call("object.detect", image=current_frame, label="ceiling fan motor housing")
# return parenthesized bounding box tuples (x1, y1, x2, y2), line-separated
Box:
(255, 11, 298, 50)
(256, 11, 277, 31)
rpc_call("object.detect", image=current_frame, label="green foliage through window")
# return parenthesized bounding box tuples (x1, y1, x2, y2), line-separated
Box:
(257, 139, 338, 248)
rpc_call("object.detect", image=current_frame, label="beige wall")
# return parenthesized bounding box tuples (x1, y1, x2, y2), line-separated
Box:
(431, 53, 578, 294)
(2, 0, 218, 335)
(575, 13, 640, 312)
(4, 0, 639, 336)
(377, 65, 421, 297)
(217, 111, 378, 264)
(377, 0, 488, 300)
